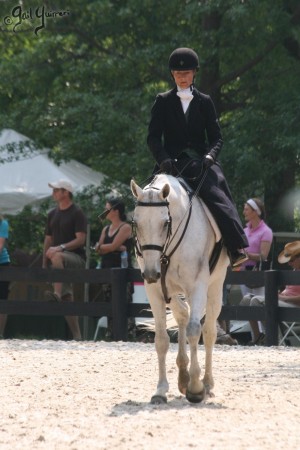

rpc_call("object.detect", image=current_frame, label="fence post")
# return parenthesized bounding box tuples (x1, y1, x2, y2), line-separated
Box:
(264, 270, 279, 346)
(110, 268, 128, 341)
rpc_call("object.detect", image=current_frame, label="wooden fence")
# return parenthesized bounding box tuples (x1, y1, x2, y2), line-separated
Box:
(1, 267, 300, 345)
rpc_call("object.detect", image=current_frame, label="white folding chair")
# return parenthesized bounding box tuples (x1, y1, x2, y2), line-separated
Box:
(279, 321, 300, 346)
(93, 317, 108, 341)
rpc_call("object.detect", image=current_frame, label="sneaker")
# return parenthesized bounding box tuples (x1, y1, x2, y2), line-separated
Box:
(230, 251, 249, 267)
(216, 334, 238, 345)
(247, 332, 265, 346)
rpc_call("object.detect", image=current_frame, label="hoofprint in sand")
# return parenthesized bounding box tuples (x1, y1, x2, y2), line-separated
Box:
(0, 340, 299, 450)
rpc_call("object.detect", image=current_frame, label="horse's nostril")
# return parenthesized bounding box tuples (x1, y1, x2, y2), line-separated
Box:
(141, 272, 145, 279)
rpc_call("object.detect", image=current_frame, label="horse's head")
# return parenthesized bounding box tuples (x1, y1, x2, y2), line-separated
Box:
(131, 178, 171, 284)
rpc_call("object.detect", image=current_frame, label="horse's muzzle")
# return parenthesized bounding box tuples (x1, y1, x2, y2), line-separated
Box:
(142, 270, 161, 284)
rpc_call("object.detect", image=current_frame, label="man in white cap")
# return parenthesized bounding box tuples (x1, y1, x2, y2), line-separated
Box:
(43, 179, 87, 340)
(240, 240, 300, 345)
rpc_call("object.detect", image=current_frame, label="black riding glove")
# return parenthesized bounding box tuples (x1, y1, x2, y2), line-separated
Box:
(203, 154, 215, 168)
(160, 158, 174, 174)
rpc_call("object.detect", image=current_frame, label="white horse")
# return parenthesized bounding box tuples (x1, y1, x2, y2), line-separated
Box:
(131, 174, 229, 404)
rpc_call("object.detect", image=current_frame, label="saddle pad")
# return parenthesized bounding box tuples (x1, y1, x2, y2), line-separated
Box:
(199, 199, 222, 243)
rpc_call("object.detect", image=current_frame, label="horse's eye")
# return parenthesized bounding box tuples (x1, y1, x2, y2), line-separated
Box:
(164, 220, 169, 228)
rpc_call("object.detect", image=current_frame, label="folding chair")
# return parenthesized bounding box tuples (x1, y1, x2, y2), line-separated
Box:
(93, 317, 108, 341)
(279, 321, 300, 346)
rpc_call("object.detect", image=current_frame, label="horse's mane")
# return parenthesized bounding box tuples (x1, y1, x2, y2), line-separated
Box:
(146, 174, 187, 200)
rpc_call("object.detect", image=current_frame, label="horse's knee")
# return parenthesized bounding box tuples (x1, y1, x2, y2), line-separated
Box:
(186, 320, 201, 338)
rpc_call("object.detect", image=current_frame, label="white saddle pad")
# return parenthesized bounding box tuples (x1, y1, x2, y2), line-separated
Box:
(199, 199, 222, 243)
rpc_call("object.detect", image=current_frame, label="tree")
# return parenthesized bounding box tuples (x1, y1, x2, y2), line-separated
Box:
(1, 0, 300, 236)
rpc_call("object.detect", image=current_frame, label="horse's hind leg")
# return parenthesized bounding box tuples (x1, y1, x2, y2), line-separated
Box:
(202, 291, 222, 395)
(170, 296, 190, 395)
(201, 317, 216, 395)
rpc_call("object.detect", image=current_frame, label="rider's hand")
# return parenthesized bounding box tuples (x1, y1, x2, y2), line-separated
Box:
(203, 154, 215, 168)
(160, 158, 174, 174)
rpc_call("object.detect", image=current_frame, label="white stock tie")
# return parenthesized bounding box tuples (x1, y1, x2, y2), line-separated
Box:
(177, 90, 194, 113)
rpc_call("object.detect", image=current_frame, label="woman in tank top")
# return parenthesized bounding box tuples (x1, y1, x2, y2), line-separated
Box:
(95, 197, 132, 268)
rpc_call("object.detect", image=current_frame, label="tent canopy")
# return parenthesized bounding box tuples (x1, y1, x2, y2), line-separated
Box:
(0, 129, 106, 215)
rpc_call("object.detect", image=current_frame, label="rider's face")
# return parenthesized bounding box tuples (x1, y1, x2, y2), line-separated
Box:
(172, 70, 196, 89)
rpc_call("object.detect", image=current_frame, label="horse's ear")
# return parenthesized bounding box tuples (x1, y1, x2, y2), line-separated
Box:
(160, 183, 170, 200)
(131, 179, 143, 199)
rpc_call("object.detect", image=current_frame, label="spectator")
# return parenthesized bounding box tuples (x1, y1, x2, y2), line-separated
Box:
(240, 241, 300, 345)
(95, 197, 133, 338)
(0, 214, 10, 338)
(43, 180, 87, 341)
(240, 198, 273, 297)
(96, 197, 132, 268)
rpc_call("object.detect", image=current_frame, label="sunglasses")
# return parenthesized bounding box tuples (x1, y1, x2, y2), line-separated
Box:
(98, 207, 114, 221)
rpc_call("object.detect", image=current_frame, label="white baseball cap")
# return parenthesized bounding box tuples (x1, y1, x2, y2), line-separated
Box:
(48, 179, 74, 193)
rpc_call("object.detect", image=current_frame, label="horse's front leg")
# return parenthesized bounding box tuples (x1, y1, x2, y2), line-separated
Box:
(147, 287, 170, 404)
(170, 296, 190, 395)
(186, 285, 207, 403)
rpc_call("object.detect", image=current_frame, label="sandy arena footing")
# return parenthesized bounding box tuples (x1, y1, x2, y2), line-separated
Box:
(0, 340, 299, 450)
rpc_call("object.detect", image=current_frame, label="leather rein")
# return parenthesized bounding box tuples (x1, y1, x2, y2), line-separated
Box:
(132, 190, 193, 304)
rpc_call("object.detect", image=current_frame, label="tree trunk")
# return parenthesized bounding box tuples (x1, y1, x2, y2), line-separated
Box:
(199, 10, 222, 114)
(264, 163, 295, 232)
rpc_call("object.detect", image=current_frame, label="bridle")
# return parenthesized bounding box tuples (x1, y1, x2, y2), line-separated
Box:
(132, 200, 172, 255)
(132, 188, 193, 303)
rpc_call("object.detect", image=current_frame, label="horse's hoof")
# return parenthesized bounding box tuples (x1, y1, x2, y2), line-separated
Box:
(186, 387, 206, 403)
(151, 395, 167, 404)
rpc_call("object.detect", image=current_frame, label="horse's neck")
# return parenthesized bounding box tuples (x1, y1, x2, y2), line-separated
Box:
(169, 182, 220, 242)
(169, 182, 192, 219)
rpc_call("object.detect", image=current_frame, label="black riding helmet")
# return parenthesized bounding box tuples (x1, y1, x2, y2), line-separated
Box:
(168, 47, 199, 71)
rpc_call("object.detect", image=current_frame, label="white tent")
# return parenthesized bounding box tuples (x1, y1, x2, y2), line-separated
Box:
(0, 129, 106, 215)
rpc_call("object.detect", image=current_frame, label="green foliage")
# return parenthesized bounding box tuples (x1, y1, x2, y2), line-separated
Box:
(1, 0, 300, 239)
(8, 204, 49, 257)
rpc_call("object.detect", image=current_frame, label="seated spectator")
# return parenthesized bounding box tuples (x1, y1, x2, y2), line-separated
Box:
(43, 180, 87, 341)
(95, 197, 134, 338)
(240, 241, 300, 345)
(240, 198, 273, 298)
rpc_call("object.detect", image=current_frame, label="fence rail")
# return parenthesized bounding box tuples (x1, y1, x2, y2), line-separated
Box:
(1, 267, 300, 345)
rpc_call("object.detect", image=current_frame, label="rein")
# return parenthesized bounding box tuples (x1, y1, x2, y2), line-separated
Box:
(160, 194, 193, 303)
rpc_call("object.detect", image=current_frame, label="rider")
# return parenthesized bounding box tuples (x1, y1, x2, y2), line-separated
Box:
(147, 47, 248, 267)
